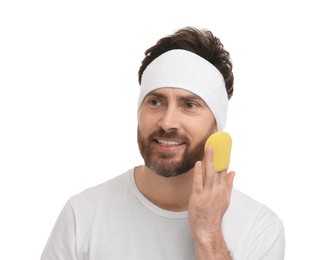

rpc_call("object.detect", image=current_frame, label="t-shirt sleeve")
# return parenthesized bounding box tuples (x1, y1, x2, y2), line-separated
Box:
(247, 215, 286, 260)
(40, 201, 77, 260)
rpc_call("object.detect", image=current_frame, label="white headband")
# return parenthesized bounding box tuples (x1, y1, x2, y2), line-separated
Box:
(138, 49, 228, 131)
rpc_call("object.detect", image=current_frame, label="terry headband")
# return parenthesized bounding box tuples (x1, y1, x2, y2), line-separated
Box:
(138, 49, 228, 131)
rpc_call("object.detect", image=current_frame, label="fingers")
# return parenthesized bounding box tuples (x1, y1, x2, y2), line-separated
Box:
(192, 146, 236, 193)
(201, 147, 236, 191)
(204, 147, 217, 189)
(192, 161, 203, 193)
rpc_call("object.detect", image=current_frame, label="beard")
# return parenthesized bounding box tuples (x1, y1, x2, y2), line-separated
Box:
(137, 127, 214, 178)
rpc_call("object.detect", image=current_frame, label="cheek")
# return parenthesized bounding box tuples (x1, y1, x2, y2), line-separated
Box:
(138, 110, 156, 133)
(183, 115, 214, 131)
(184, 116, 216, 141)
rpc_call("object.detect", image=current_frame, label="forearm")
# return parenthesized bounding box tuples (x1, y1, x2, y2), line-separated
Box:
(194, 232, 232, 260)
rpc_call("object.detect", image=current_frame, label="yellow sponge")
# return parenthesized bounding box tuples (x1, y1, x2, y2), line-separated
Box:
(204, 131, 232, 172)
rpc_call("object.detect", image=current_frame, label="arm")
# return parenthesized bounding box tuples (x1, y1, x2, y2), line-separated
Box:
(188, 147, 235, 260)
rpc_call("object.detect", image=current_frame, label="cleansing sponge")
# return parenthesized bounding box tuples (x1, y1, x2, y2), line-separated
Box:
(204, 131, 232, 172)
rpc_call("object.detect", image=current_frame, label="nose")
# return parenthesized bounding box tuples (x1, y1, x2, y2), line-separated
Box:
(158, 104, 181, 132)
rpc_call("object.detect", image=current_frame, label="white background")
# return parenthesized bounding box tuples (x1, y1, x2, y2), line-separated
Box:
(1, 0, 331, 259)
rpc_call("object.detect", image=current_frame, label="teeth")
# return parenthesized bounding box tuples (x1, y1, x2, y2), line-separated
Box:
(157, 140, 184, 146)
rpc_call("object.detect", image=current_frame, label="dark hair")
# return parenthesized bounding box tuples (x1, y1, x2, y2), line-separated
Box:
(138, 26, 234, 99)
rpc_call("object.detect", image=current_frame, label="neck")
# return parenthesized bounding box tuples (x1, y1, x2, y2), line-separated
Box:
(134, 165, 193, 212)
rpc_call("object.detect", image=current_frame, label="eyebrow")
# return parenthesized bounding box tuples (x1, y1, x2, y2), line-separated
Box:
(147, 90, 203, 102)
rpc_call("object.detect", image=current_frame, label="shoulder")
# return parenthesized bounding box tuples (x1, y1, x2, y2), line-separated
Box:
(229, 189, 282, 221)
(68, 170, 131, 211)
(224, 188, 284, 239)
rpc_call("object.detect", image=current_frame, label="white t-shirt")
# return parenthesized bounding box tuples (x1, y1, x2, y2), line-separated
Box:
(41, 169, 285, 260)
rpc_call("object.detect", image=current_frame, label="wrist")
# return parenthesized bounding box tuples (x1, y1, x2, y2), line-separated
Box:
(192, 228, 222, 245)
(193, 231, 232, 260)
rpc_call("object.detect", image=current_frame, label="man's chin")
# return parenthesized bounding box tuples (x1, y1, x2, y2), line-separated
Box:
(146, 160, 193, 178)
(156, 152, 178, 160)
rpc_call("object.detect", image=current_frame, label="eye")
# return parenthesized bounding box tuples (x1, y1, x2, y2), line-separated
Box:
(148, 98, 162, 107)
(184, 102, 198, 109)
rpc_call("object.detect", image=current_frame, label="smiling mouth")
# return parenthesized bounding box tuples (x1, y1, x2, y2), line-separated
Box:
(155, 139, 186, 146)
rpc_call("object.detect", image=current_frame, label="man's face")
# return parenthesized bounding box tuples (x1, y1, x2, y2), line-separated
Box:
(137, 87, 216, 178)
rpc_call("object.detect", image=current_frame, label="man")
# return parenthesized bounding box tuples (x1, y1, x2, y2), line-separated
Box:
(41, 27, 285, 259)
